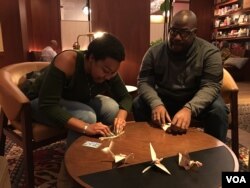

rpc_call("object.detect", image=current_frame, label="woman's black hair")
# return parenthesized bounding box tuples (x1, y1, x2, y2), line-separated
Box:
(86, 33, 125, 62)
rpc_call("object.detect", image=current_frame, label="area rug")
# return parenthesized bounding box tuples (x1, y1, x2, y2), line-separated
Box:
(238, 103, 250, 132)
(5, 138, 66, 188)
(4, 137, 249, 188)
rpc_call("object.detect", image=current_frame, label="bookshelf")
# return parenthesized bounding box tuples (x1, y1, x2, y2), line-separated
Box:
(212, 0, 250, 50)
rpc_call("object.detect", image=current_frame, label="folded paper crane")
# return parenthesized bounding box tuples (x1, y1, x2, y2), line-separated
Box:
(142, 142, 171, 175)
(161, 123, 171, 132)
(178, 152, 203, 170)
(102, 140, 133, 163)
(99, 131, 125, 141)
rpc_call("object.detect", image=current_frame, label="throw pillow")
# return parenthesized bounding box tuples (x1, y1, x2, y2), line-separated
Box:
(224, 57, 248, 69)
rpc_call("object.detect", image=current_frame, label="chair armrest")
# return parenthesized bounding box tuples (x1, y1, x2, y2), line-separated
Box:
(0, 69, 29, 120)
(0, 62, 49, 120)
(222, 68, 239, 91)
(221, 68, 239, 103)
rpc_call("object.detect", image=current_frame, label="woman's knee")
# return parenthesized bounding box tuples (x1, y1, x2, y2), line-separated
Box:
(94, 95, 119, 112)
(72, 110, 97, 123)
(60, 99, 97, 123)
(89, 95, 119, 122)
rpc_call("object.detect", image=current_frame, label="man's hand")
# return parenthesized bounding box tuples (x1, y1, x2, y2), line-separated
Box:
(152, 105, 171, 126)
(171, 107, 191, 133)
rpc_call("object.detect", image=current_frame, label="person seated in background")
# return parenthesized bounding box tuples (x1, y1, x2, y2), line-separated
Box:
(21, 33, 132, 187)
(40, 40, 58, 62)
(133, 10, 228, 142)
(219, 41, 232, 64)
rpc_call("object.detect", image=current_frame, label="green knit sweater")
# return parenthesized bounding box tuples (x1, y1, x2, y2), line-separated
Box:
(29, 50, 132, 127)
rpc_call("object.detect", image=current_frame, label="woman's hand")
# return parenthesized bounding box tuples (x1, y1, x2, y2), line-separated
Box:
(113, 118, 126, 134)
(85, 122, 113, 136)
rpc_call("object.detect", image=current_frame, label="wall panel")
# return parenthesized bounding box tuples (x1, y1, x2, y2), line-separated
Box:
(0, 0, 61, 67)
(91, 0, 150, 86)
(29, 0, 61, 51)
(61, 21, 90, 50)
(190, 0, 213, 41)
(0, 0, 24, 67)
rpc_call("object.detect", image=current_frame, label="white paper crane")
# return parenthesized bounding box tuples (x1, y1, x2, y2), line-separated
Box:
(102, 140, 133, 163)
(142, 142, 171, 175)
(178, 152, 203, 170)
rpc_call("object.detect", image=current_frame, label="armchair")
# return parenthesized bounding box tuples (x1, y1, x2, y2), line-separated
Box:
(191, 68, 239, 158)
(0, 62, 67, 187)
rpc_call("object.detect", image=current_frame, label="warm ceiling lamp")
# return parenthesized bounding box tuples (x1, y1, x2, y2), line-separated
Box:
(82, 0, 91, 15)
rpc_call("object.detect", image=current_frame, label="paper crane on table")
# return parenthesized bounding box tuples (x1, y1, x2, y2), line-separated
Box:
(178, 152, 203, 170)
(102, 141, 133, 164)
(142, 142, 171, 175)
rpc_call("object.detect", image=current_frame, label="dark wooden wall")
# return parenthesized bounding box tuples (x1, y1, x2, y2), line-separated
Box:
(0, 0, 214, 76)
(91, 0, 150, 86)
(189, 0, 214, 42)
(0, 0, 61, 68)
(0, 0, 25, 67)
(29, 0, 61, 51)
(1, 0, 150, 85)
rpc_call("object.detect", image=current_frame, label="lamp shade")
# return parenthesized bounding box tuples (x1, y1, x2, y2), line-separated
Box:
(150, 15, 164, 23)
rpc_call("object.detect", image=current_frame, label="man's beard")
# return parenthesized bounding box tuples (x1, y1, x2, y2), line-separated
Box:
(168, 42, 190, 56)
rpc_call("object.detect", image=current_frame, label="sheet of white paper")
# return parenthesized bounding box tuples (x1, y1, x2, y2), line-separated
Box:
(82, 141, 102, 148)
(99, 131, 125, 141)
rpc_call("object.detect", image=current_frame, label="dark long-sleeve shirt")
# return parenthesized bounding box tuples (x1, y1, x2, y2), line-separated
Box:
(137, 37, 223, 117)
(30, 50, 132, 127)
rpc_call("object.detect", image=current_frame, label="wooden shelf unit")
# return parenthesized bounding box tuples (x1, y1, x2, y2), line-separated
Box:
(212, 0, 250, 49)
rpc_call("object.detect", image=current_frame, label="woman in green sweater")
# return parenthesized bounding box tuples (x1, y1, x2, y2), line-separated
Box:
(29, 33, 132, 146)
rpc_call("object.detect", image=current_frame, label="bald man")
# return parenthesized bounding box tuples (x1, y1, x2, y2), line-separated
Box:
(41, 40, 58, 62)
(133, 10, 228, 142)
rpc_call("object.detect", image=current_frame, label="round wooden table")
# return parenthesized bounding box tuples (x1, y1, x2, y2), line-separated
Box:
(65, 122, 239, 188)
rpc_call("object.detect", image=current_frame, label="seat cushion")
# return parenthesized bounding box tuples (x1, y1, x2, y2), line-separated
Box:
(10, 121, 67, 142)
(224, 57, 248, 69)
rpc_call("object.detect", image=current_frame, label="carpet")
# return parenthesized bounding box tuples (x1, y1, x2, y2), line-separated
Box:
(4, 137, 250, 188)
(5, 138, 66, 188)
(238, 103, 250, 132)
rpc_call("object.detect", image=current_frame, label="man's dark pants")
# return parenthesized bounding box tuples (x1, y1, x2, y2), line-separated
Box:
(132, 95, 229, 142)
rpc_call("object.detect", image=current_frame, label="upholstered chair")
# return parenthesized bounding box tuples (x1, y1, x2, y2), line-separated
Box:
(0, 62, 67, 187)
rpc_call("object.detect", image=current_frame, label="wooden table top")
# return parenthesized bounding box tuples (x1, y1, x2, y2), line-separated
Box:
(65, 121, 239, 187)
